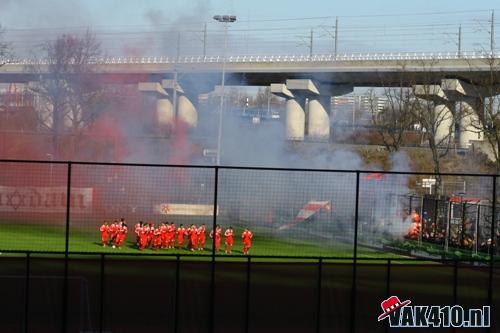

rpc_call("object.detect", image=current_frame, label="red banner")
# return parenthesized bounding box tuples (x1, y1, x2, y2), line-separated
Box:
(278, 201, 331, 231)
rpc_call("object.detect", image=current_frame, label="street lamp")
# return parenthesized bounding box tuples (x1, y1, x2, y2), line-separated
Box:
(213, 15, 236, 165)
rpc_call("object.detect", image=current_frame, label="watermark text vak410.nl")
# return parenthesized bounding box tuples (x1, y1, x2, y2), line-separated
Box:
(377, 296, 490, 328)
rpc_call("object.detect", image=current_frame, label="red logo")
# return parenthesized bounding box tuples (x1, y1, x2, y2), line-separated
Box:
(377, 296, 411, 321)
(160, 204, 171, 214)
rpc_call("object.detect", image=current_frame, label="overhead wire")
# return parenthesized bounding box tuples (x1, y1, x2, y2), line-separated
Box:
(4, 9, 499, 55)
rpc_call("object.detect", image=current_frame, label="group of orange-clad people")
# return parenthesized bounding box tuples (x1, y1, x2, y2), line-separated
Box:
(99, 219, 254, 254)
(99, 218, 128, 248)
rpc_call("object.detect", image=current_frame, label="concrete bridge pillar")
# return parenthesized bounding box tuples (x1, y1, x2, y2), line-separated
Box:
(307, 97, 330, 140)
(162, 79, 198, 128)
(285, 80, 323, 140)
(272, 80, 353, 141)
(415, 80, 490, 148)
(440, 79, 485, 147)
(434, 102, 455, 144)
(177, 94, 198, 128)
(458, 99, 483, 147)
(139, 82, 173, 129)
(156, 98, 174, 127)
(139, 81, 198, 129)
(271, 83, 306, 141)
(414, 84, 455, 145)
(285, 98, 306, 140)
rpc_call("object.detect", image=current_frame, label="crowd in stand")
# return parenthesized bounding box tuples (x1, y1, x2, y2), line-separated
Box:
(99, 219, 253, 254)
(404, 209, 498, 252)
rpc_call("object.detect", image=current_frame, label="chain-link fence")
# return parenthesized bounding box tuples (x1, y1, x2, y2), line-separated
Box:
(0, 160, 499, 332)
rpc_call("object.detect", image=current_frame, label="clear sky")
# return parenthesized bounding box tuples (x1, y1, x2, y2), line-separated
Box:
(0, 0, 498, 27)
(1, 0, 499, 55)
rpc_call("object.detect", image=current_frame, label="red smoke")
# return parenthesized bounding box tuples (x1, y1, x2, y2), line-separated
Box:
(85, 113, 127, 163)
(166, 119, 198, 186)
(168, 120, 191, 165)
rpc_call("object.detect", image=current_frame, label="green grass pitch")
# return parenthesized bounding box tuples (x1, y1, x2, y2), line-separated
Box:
(0, 223, 405, 259)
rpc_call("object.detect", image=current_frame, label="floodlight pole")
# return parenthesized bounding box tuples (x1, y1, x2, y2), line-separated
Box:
(173, 32, 180, 122)
(213, 15, 236, 166)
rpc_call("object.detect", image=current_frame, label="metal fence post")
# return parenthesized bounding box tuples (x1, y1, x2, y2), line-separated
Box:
(418, 196, 424, 246)
(453, 259, 458, 305)
(488, 176, 496, 321)
(385, 259, 391, 333)
(386, 259, 391, 296)
(433, 199, 439, 241)
(453, 259, 459, 333)
(445, 201, 452, 252)
(212, 166, 219, 257)
(209, 166, 219, 333)
(316, 257, 323, 333)
(62, 162, 72, 333)
(99, 253, 105, 333)
(475, 205, 480, 254)
(460, 203, 467, 247)
(24, 251, 30, 333)
(350, 171, 360, 333)
(245, 256, 251, 333)
(174, 254, 180, 333)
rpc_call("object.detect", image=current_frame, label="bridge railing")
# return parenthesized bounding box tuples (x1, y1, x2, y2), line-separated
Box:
(3, 50, 500, 66)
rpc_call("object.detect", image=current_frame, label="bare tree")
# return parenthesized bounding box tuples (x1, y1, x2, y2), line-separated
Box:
(370, 61, 456, 191)
(368, 67, 418, 152)
(0, 24, 11, 65)
(253, 87, 269, 109)
(412, 82, 456, 192)
(463, 54, 500, 172)
(27, 30, 104, 157)
(226, 86, 244, 109)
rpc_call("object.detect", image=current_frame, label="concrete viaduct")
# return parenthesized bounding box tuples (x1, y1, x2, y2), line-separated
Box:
(1, 51, 499, 146)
